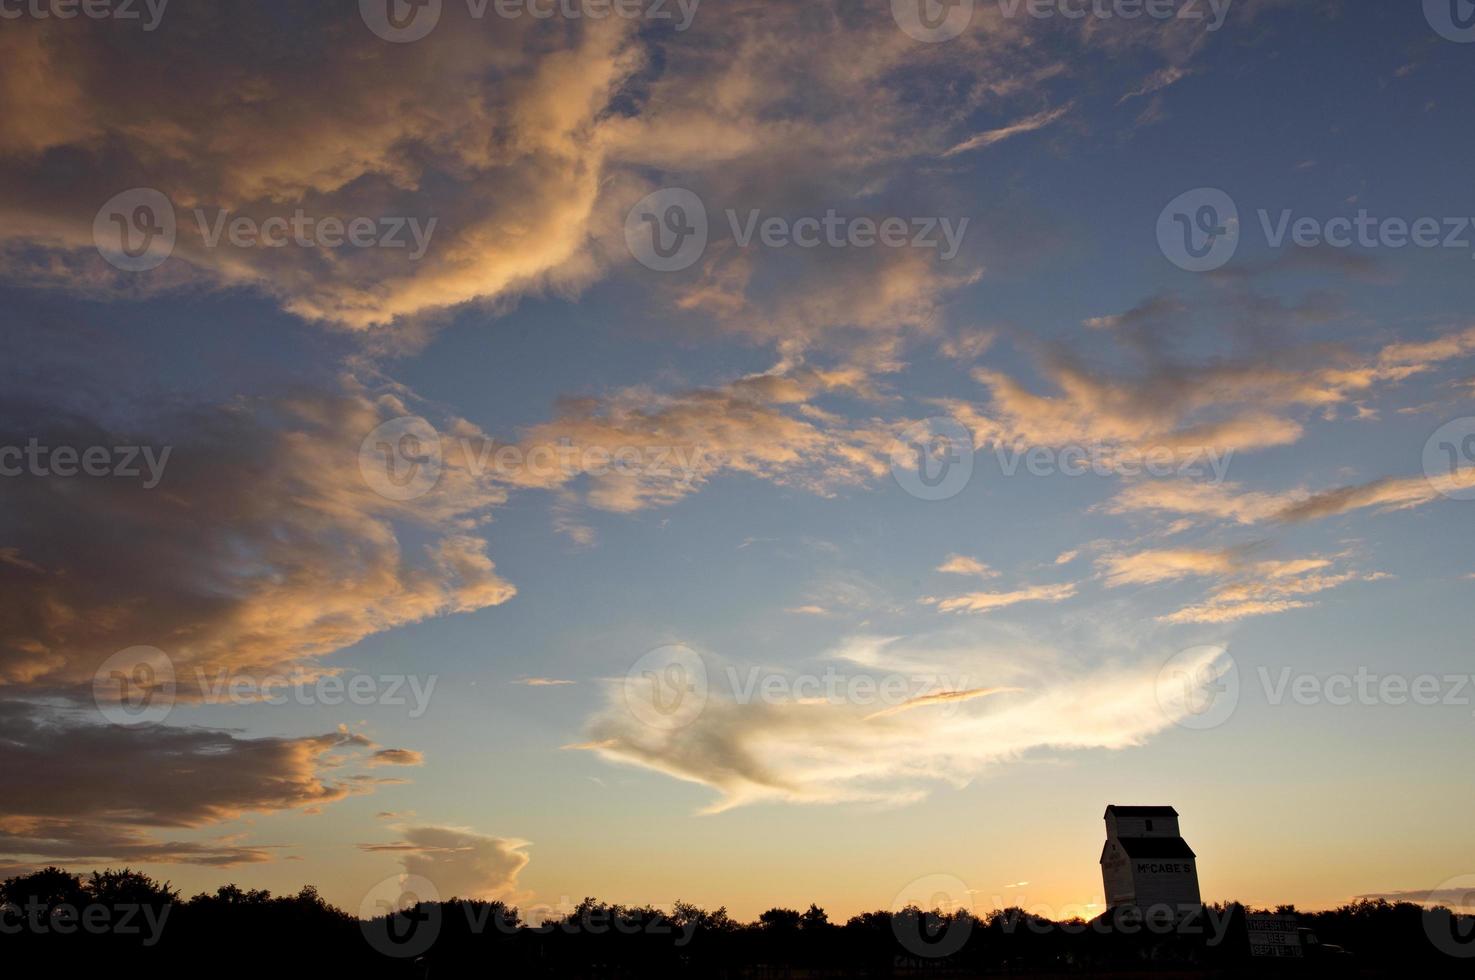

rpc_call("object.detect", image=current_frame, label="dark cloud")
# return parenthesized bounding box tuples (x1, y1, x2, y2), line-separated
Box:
(0, 701, 389, 867)
(0, 380, 512, 690)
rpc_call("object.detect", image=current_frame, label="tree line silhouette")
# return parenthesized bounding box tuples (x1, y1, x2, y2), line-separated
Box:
(2, 867, 1472, 977)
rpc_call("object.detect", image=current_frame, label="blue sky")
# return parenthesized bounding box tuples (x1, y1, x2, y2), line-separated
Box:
(1, 0, 1474, 920)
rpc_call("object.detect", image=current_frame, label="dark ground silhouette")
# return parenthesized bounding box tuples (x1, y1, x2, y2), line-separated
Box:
(2, 867, 1472, 977)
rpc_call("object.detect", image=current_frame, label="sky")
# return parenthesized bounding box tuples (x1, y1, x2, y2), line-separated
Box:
(2, 0, 1475, 924)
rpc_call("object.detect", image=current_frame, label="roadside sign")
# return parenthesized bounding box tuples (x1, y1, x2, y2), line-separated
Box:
(1246, 915, 1303, 958)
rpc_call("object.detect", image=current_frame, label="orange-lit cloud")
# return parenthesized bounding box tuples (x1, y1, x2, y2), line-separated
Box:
(922, 583, 1078, 615)
(361, 826, 531, 902)
(0, 380, 513, 691)
(937, 555, 998, 578)
(1097, 546, 1388, 624)
(577, 640, 1231, 811)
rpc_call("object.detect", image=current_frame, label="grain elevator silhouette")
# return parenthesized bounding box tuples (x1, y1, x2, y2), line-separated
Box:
(1100, 805, 1202, 911)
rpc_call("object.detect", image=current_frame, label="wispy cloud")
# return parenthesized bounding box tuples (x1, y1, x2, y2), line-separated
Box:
(943, 104, 1073, 158)
(937, 554, 998, 578)
(863, 686, 1020, 720)
(1097, 547, 1387, 624)
(1109, 468, 1475, 528)
(922, 583, 1078, 615)
(1118, 66, 1193, 104)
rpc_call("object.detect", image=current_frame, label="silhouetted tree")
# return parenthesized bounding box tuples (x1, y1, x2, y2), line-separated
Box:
(5, 867, 1472, 977)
